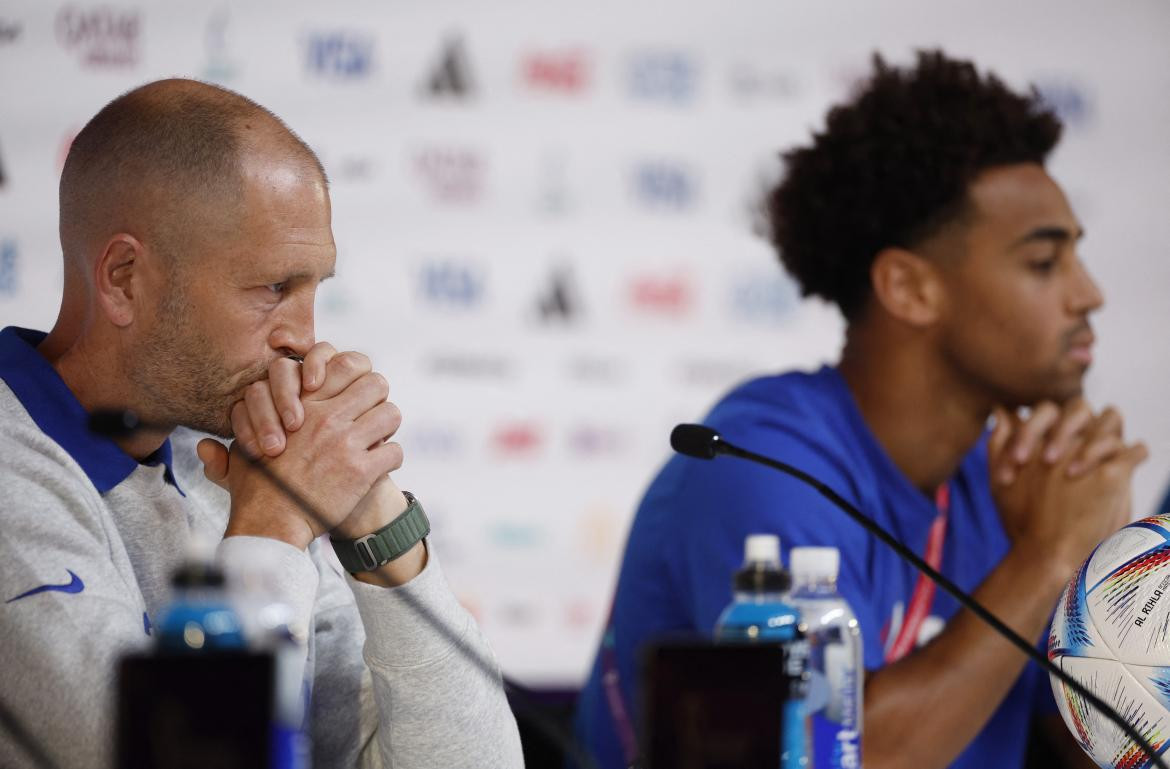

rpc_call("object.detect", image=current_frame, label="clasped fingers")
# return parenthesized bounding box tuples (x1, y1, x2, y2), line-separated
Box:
(990, 399, 1128, 485)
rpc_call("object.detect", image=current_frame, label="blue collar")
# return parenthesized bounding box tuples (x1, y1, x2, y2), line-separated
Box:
(0, 327, 184, 496)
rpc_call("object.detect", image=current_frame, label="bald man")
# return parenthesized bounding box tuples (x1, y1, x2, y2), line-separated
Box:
(0, 80, 523, 769)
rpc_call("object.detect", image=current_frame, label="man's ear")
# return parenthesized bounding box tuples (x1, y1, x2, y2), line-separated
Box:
(869, 247, 945, 327)
(93, 234, 146, 328)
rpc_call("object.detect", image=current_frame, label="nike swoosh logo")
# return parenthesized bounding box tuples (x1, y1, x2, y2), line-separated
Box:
(6, 570, 85, 603)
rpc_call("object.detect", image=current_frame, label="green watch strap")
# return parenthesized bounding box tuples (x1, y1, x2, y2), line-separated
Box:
(330, 491, 430, 573)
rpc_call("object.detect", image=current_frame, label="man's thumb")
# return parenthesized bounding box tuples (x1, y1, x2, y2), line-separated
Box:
(196, 438, 230, 489)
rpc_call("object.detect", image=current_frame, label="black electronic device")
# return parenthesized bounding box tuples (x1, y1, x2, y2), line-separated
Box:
(115, 650, 276, 769)
(641, 641, 798, 769)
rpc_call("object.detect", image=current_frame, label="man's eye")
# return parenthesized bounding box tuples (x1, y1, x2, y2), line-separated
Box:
(266, 282, 287, 294)
(1028, 258, 1058, 274)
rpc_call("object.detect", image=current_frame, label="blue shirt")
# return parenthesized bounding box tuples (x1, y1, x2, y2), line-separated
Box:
(574, 366, 1054, 769)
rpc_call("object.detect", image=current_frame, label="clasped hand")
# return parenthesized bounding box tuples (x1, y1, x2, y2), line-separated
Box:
(989, 397, 1147, 579)
(197, 343, 408, 551)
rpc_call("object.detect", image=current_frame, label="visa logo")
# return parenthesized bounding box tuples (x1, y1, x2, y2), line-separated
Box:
(305, 32, 374, 79)
(628, 51, 698, 104)
(0, 239, 17, 295)
(418, 261, 484, 307)
(1036, 79, 1092, 128)
(633, 162, 696, 210)
(730, 275, 798, 322)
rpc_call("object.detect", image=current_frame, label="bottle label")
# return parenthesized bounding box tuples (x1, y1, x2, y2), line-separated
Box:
(812, 716, 860, 769)
(808, 650, 861, 769)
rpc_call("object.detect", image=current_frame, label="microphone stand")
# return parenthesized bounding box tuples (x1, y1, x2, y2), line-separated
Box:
(671, 423, 1166, 769)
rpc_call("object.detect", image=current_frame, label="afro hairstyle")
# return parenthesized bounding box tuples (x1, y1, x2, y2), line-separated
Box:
(765, 50, 1063, 321)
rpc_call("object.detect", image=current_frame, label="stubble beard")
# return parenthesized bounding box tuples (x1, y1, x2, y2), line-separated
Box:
(129, 285, 268, 438)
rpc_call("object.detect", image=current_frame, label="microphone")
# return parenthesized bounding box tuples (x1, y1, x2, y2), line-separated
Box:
(672, 423, 1165, 769)
(87, 409, 600, 769)
(669, 423, 722, 459)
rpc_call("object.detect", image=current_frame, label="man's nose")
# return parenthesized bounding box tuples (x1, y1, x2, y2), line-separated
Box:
(1068, 258, 1104, 315)
(269, 299, 315, 358)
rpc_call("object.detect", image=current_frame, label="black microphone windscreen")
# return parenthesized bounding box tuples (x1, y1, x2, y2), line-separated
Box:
(88, 409, 142, 437)
(670, 424, 721, 460)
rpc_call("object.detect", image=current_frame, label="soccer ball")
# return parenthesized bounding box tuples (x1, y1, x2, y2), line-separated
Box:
(1049, 514, 1170, 768)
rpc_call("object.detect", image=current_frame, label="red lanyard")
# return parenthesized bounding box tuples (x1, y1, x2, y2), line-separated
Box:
(884, 484, 950, 664)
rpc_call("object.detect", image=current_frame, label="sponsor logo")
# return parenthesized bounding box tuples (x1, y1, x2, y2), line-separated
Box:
(577, 503, 623, 564)
(413, 147, 484, 204)
(486, 521, 545, 549)
(318, 151, 379, 184)
(0, 239, 17, 295)
(491, 422, 544, 457)
(728, 64, 799, 102)
(628, 273, 693, 315)
(564, 598, 597, 631)
(675, 358, 757, 387)
(6, 570, 84, 603)
(421, 35, 474, 98)
(566, 356, 628, 384)
(520, 49, 590, 94)
(627, 51, 699, 104)
(0, 19, 22, 44)
(417, 260, 485, 308)
(632, 161, 697, 210)
(1035, 78, 1092, 129)
(304, 31, 374, 79)
(316, 282, 352, 318)
(497, 601, 541, 627)
(728, 273, 799, 322)
(567, 426, 625, 457)
(56, 6, 139, 68)
(425, 353, 513, 380)
(405, 423, 464, 459)
(334, 156, 377, 182)
(202, 8, 239, 82)
(535, 264, 580, 323)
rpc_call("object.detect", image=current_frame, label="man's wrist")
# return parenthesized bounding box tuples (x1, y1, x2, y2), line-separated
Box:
(332, 479, 409, 540)
(331, 491, 430, 574)
(224, 516, 315, 551)
(1002, 543, 1076, 598)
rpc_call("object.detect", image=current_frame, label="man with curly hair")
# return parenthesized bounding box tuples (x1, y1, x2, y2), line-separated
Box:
(574, 50, 1144, 769)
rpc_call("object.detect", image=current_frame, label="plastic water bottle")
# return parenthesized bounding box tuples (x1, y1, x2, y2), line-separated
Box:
(789, 547, 863, 769)
(715, 534, 810, 769)
(155, 548, 307, 768)
(156, 559, 246, 652)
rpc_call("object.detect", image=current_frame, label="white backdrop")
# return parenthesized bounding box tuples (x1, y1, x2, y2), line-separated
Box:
(2, 0, 1168, 686)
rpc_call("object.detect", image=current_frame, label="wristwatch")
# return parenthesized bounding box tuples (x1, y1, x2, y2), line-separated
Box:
(330, 491, 430, 573)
